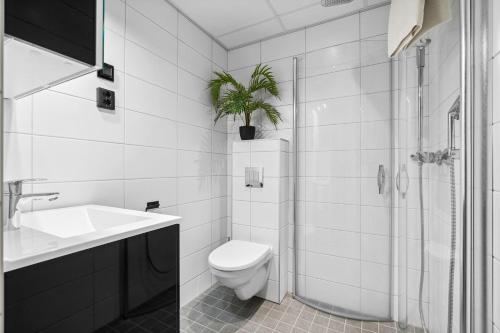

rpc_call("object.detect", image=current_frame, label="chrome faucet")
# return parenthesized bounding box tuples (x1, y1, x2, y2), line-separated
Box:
(5, 178, 59, 230)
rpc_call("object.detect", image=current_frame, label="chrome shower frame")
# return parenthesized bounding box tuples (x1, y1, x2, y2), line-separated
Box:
(461, 0, 491, 332)
(0, 0, 5, 330)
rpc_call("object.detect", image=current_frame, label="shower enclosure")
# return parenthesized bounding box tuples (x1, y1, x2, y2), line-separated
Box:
(289, 0, 491, 331)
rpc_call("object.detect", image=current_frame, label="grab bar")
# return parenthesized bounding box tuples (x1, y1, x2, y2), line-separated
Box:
(448, 96, 461, 152)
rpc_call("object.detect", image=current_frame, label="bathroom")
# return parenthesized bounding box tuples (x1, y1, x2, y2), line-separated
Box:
(0, 0, 497, 332)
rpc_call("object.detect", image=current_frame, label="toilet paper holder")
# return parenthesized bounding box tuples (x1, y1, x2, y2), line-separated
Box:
(245, 167, 264, 188)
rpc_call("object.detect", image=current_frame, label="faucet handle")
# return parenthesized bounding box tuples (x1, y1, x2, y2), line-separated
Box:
(5, 178, 48, 194)
(7, 178, 48, 185)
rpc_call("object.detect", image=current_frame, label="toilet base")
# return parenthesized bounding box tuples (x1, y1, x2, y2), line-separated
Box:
(211, 258, 271, 301)
(233, 263, 270, 300)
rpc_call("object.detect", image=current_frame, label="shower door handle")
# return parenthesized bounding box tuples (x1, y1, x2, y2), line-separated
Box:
(377, 165, 385, 195)
(396, 164, 409, 198)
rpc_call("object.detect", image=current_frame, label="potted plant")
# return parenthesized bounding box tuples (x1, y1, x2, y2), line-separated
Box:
(208, 64, 281, 140)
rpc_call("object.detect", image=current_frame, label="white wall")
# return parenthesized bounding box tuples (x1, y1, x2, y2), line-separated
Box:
(490, 0, 500, 331)
(3, 0, 228, 307)
(226, 4, 393, 318)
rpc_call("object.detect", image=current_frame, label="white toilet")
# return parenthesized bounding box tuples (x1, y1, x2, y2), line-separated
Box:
(208, 240, 272, 300)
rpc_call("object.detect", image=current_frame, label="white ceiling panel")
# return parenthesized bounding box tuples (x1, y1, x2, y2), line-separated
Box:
(169, 0, 275, 36)
(268, 0, 318, 15)
(280, 0, 364, 30)
(219, 19, 284, 49)
(167, 0, 390, 50)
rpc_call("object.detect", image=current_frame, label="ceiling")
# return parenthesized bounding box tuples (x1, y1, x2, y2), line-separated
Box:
(168, 0, 388, 50)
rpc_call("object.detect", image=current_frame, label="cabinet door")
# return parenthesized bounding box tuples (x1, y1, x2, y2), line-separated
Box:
(124, 224, 179, 330)
(5, 0, 98, 65)
(5, 249, 94, 333)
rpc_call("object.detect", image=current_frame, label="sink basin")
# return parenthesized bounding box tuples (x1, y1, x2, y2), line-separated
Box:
(21, 205, 150, 238)
(4, 205, 181, 272)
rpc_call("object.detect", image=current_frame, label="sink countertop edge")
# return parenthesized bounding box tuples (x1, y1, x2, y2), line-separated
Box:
(4, 210, 181, 272)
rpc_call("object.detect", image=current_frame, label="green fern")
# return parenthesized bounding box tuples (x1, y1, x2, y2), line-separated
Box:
(208, 64, 281, 127)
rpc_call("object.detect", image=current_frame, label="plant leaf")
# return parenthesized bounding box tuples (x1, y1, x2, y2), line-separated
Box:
(248, 64, 280, 98)
(249, 100, 282, 128)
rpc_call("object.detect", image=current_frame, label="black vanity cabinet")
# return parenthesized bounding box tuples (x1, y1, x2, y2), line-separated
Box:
(5, 224, 179, 333)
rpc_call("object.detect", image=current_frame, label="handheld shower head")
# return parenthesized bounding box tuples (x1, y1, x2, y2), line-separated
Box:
(321, 0, 354, 6)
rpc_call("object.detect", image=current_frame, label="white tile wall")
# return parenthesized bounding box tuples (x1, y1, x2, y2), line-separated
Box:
(227, 5, 392, 318)
(232, 139, 289, 303)
(3, 0, 228, 307)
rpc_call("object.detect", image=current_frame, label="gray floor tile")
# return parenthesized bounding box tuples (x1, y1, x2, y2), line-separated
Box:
(294, 318, 312, 331)
(313, 314, 330, 327)
(280, 313, 298, 326)
(328, 319, 346, 332)
(267, 309, 284, 320)
(379, 325, 397, 333)
(180, 286, 398, 333)
(275, 321, 294, 333)
(363, 322, 379, 332)
(346, 325, 362, 333)
(255, 326, 274, 333)
(239, 320, 260, 333)
(310, 323, 329, 333)
(260, 316, 279, 330)
(346, 320, 362, 328)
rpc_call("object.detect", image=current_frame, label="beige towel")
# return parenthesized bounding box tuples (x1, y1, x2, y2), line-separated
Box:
(388, 0, 425, 57)
(412, 0, 452, 42)
(388, 0, 452, 57)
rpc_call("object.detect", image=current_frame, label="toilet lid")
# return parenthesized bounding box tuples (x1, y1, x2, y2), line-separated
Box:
(209, 240, 272, 271)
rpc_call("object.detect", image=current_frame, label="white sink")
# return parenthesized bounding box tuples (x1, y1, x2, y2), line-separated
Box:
(4, 205, 181, 272)
(21, 205, 149, 238)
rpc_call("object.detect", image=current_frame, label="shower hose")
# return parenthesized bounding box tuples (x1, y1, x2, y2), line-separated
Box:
(417, 157, 456, 333)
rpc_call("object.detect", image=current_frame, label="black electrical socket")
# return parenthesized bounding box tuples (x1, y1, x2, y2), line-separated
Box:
(97, 87, 115, 110)
(97, 63, 114, 82)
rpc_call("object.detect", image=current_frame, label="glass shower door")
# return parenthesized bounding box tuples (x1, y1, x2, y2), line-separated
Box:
(396, 1, 463, 331)
(293, 12, 393, 320)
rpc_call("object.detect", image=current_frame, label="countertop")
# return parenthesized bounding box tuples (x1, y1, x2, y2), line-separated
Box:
(4, 205, 181, 272)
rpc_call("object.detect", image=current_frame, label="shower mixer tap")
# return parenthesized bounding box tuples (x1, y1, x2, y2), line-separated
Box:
(411, 96, 461, 166)
(411, 151, 437, 164)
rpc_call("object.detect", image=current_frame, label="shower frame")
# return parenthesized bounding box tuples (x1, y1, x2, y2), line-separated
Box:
(461, 0, 490, 332)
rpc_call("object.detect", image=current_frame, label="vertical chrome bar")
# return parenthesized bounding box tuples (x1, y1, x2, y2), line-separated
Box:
(461, 0, 491, 331)
(416, 45, 425, 153)
(460, 0, 472, 332)
(292, 57, 298, 296)
(0, 0, 5, 329)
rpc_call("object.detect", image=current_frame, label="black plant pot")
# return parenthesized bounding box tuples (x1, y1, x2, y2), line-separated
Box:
(239, 126, 256, 140)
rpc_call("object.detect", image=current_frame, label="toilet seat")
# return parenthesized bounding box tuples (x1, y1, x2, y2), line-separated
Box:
(208, 240, 272, 271)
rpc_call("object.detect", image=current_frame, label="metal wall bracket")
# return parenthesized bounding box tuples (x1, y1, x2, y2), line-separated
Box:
(245, 167, 263, 188)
